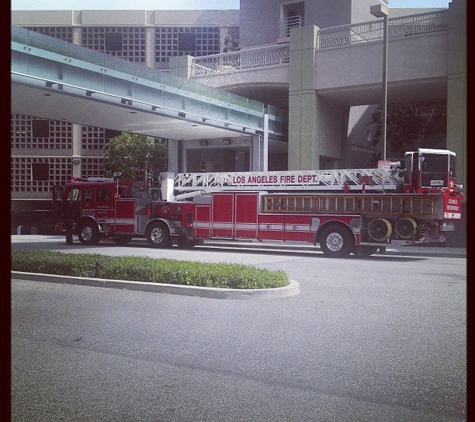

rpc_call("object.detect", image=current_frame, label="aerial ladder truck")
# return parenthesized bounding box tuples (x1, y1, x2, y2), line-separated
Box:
(52, 148, 462, 258)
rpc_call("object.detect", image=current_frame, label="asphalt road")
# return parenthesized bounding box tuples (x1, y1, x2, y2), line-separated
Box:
(10, 236, 467, 421)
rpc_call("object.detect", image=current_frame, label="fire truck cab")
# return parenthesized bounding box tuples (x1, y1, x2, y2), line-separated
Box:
(52, 177, 193, 247)
(403, 148, 459, 194)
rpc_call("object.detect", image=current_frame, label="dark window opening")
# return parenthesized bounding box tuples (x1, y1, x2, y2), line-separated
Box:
(105, 32, 123, 51)
(178, 32, 196, 52)
(32, 120, 49, 138)
(31, 163, 49, 181)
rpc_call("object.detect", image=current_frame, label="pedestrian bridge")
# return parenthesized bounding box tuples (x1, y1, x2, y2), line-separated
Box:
(190, 10, 449, 108)
(10, 25, 286, 143)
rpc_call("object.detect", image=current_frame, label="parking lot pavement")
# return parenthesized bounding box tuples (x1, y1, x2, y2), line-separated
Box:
(204, 239, 467, 257)
(11, 235, 466, 258)
(10, 235, 466, 300)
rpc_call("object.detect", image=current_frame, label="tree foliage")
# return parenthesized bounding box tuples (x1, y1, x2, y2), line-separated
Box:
(102, 133, 167, 182)
(367, 99, 447, 156)
(223, 34, 240, 52)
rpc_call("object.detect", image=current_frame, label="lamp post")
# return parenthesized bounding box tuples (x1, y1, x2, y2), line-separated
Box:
(370, 4, 389, 161)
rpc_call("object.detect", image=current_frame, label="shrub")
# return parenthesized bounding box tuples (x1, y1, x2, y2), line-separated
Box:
(11, 250, 289, 289)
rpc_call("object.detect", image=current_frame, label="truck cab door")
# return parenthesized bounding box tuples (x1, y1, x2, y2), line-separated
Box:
(95, 186, 114, 221)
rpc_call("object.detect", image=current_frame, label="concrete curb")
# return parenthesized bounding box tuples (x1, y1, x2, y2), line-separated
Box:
(11, 271, 300, 300)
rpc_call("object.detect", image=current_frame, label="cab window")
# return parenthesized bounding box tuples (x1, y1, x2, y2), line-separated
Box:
(97, 188, 111, 203)
(83, 189, 93, 201)
(67, 188, 80, 202)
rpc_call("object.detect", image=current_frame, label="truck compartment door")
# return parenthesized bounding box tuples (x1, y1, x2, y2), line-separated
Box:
(234, 193, 258, 239)
(211, 193, 234, 237)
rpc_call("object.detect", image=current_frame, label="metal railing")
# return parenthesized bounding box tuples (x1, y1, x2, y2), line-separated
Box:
(191, 10, 447, 77)
(192, 44, 290, 77)
(278, 15, 304, 39)
(318, 10, 448, 49)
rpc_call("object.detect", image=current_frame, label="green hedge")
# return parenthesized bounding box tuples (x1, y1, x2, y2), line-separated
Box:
(11, 250, 289, 289)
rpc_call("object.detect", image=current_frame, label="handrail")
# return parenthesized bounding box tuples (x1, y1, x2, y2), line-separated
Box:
(190, 10, 447, 77)
(191, 44, 290, 77)
(318, 10, 448, 49)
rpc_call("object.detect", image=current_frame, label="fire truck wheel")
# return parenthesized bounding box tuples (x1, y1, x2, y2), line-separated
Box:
(78, 220, 100, 245)
(319, 225, 354, 258)
(146, 221, 171, 248)
(113, 235, 132, 245)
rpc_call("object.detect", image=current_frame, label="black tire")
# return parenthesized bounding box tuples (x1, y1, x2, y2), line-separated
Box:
(319, 224, 354, 258)
(78, 220, 100, 245)
(113, 235, 132, 245)
(146, 221, 171, 248)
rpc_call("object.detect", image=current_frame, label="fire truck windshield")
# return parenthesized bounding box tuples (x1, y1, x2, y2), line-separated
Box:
(419, 152, 451, 188)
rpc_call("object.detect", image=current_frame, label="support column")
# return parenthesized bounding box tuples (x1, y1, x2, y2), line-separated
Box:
(447, 0, 466, 201)
(145, 27, 155, 69)
(71, 124, 82, 178)
(168, 55, 194, 79)
(288, 25, 348, 170)
(250, 135, 260, 171)
(168, 139, 179, 173)
(72, 28, 83, 179)
(288, 25, 319, 170)
(260, 113, 269, 171)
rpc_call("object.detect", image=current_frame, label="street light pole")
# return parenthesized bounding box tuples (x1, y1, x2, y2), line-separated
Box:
(370, 4, 389, 161)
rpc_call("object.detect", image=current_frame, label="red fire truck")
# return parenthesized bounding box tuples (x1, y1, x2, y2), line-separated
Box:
(52, 148, 462, 257)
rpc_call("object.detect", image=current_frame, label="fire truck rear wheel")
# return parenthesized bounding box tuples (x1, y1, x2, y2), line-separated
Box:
(146, 221, 171, 248)
(78, 220, 100, 245)
(319, 224, 354, 258)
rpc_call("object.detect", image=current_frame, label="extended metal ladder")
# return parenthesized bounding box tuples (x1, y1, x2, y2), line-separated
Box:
(160, 168, 404, 201)
(262, 193, 438, 216)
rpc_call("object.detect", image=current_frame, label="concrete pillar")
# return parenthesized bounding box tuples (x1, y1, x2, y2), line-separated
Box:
(288, 25, 349, 170)
(168, 139, 179, 173)
(250, 135, 259, 171)
(71, 124, 82, 178)
(446, 0, 466, 201)
(168, 55, 194, 79)
(261, 113, 269, 171)
(72, 27, 81, 45)
(72, 28, 83, 179)
(288, 25, 319, 170)
(145, 27, 155, 69)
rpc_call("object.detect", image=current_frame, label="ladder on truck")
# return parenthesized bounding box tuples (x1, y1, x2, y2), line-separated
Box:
(160, 167, 404, 201)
